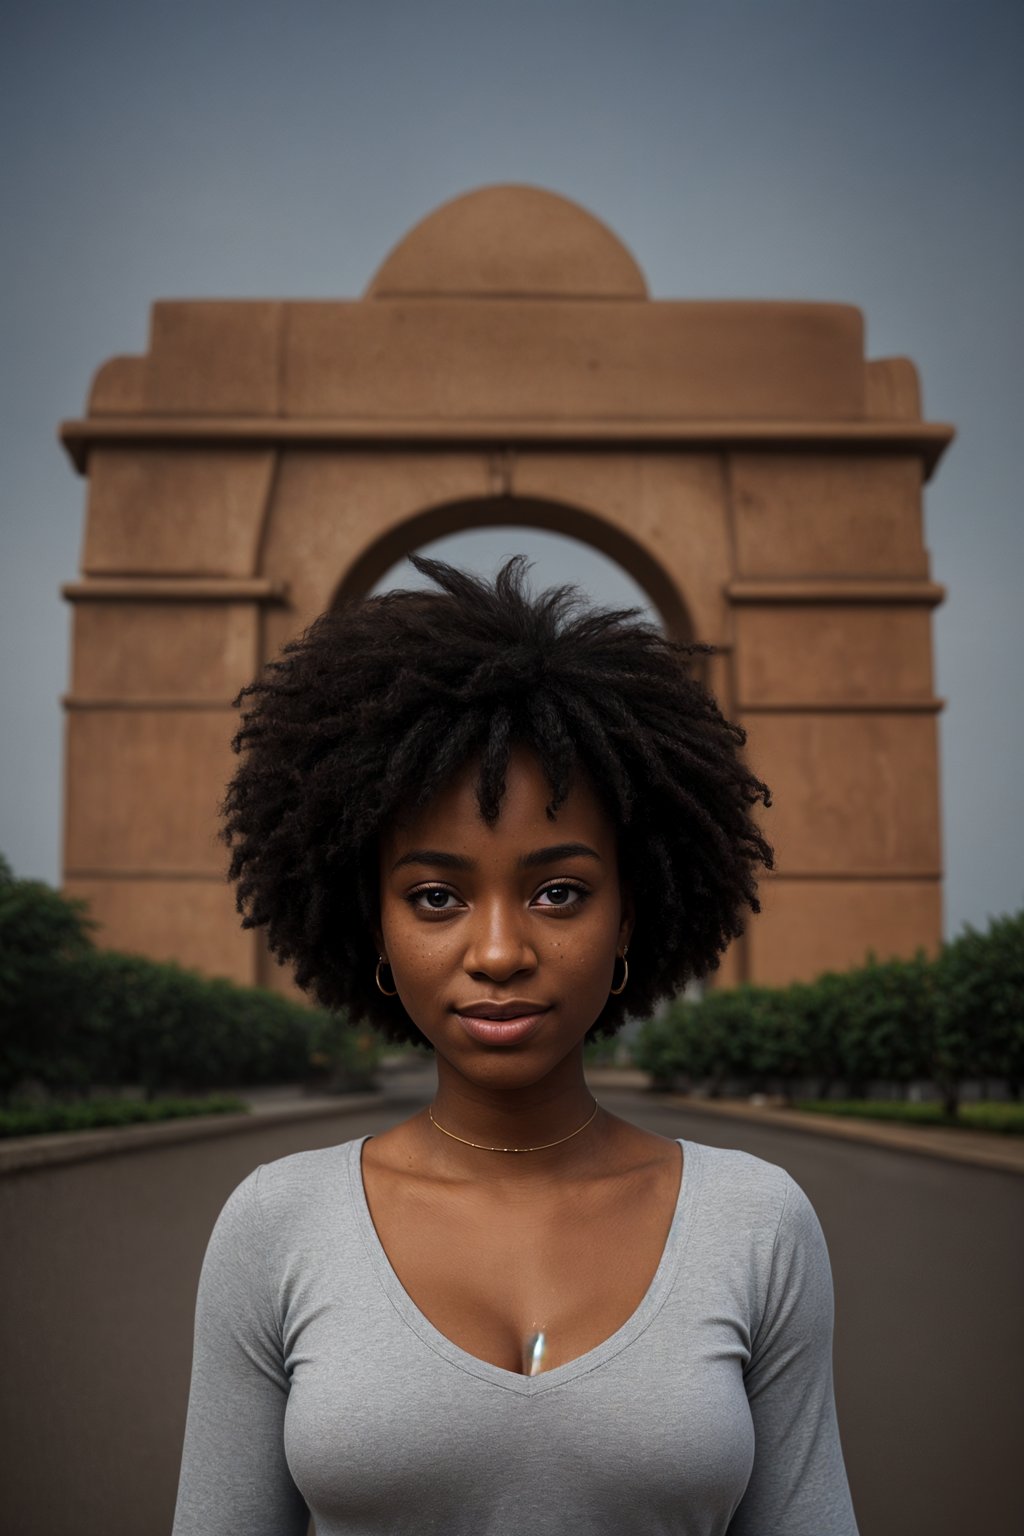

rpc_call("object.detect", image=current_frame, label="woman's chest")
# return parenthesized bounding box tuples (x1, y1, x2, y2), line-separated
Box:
(362, 1158, 683, 1375)
(281, 1283, 755, 1535)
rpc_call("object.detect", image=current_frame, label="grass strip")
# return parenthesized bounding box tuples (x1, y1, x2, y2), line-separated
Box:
(794, 1099, 1024, 1136)
(0, 1095, 249, 1139)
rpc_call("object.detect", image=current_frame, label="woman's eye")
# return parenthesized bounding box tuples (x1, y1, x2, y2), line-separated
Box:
(412, 887, 459, 911)
(535, 884, 585, 908)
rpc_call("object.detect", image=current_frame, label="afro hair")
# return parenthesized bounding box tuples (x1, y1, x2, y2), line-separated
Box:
(222, 555, 772, 1043)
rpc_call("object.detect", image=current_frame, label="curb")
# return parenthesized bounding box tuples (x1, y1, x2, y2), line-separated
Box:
(0, 1089, 427, 1177)
(651, 1093, 1024, 1176)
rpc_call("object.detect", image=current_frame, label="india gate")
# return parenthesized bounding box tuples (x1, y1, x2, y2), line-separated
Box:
(59, 185, 952, 999)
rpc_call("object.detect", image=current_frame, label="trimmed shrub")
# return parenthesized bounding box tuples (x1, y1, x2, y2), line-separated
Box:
(794, 1100, 1024, 1136)
(0, 1095, 248, 1139)
(932, 912, 1024, 1113)
(0, 859, 377, 1103)
(739, 985, 813, 1092)
(816, 956, 934, 1098)
(0, 855, 96, 1097)
(630, 1004, 692, 1088)
(631, 908, 1023, 1112)
(61, 950, 378, 1099)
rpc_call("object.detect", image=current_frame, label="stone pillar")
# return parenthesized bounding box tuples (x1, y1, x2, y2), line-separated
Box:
(62, 431, 286, 983)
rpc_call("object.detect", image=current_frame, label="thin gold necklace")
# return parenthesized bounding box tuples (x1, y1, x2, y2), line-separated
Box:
(427, 1100, 599, 1153)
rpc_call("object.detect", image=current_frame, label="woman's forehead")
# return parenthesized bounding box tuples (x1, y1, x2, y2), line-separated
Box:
(381, 745, 615, 854)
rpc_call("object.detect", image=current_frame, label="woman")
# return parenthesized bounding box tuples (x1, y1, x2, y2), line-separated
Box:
(172, 556, 859, 1535)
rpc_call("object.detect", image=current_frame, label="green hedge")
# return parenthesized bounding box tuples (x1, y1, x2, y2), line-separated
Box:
(633, 910, 1024, 1113)
(0, 1095, 249, 1139)
(0, 857, 378, 1104)
(0, 856, 96, 1098)
(793, 1100, 1024, 1135)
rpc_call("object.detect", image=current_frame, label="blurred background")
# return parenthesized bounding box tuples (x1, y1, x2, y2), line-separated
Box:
(2, 0, 1022, 936)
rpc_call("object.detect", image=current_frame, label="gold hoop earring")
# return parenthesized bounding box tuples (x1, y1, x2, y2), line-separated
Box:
(375, 955, 398, 997)
(609, 949, 629, 997)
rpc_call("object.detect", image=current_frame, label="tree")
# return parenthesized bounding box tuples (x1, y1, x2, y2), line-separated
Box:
(0, 855, 96, 1100)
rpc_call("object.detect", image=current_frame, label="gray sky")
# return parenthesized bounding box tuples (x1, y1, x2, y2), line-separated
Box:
(1, 0, 1021, 940)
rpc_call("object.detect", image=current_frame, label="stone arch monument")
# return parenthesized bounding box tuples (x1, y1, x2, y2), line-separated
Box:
(60, 185, 952, 997)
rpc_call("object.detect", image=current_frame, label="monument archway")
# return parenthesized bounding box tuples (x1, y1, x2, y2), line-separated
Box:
(330, 497, 693, 638)
(60, 184, 953, 997)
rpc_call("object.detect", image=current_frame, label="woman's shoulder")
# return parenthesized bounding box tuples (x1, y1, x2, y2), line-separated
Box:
(213, 1136, 365, 1242)
(682, 1138, 821, 1247)
(253, 1134, 363, 1193)
(684, 1136, 796, 1193)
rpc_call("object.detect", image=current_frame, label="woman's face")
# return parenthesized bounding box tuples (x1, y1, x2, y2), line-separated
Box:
(377, 745, 632, 1089)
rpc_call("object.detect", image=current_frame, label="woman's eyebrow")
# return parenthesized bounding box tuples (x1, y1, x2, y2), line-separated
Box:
(519, 842, 603, 869)
(390, 842, 603, 874)
(391, 849, 472, 873)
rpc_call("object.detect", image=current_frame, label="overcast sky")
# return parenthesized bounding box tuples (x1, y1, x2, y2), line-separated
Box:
(2, 0, 1021, 940)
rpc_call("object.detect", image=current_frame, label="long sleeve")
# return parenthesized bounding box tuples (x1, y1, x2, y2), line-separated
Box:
(172, 1168, 310, 1536)
(728, 1175, 859, 1535)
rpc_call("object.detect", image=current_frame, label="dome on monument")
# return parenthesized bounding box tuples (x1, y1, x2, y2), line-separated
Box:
(366, 184, 648, 300)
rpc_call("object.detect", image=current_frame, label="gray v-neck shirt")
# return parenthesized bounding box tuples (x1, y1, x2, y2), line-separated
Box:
(172, 1137, 858, 1534)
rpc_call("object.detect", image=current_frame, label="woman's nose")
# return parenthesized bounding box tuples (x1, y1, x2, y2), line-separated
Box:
(462, 901, 538, 982)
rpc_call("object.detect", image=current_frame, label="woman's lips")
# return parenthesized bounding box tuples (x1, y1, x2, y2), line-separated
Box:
(454, 1009, 549, 1045)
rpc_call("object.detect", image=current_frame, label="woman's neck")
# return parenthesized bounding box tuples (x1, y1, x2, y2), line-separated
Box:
(424, 1057, 605, 1183)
